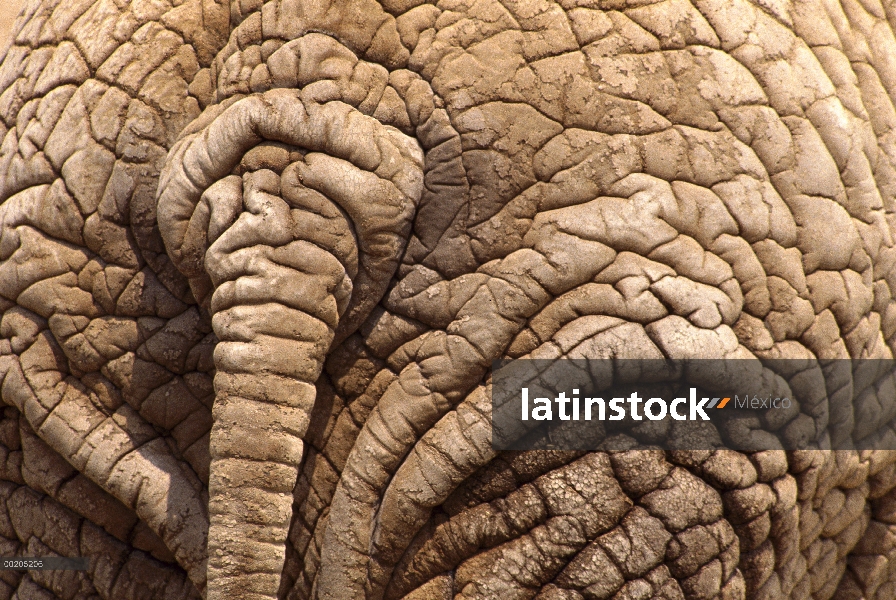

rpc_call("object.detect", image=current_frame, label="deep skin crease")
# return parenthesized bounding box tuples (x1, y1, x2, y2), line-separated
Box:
(2, 0, 896, 599)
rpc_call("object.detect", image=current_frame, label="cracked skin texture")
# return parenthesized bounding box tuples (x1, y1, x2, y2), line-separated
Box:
(1, 0, 896, 598)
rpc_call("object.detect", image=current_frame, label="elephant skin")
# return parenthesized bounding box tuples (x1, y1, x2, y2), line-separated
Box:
(0, 0, 896, 599)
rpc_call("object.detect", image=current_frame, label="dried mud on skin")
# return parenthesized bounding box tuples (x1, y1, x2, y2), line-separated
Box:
(1, 0, 896, 598)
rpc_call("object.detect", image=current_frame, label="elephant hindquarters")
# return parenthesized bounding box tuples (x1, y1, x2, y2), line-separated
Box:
(157, 91, 423, 600)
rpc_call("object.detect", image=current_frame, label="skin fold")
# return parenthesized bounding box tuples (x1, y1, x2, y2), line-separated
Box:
(1, 0, 896, 598)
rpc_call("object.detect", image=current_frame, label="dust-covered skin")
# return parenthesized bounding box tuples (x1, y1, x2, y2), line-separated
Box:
(0, 0, 26, 53)
(2, 0, 896, 598)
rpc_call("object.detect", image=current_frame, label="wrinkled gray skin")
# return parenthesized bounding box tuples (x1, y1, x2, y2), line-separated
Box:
(1, 0, 896, 598)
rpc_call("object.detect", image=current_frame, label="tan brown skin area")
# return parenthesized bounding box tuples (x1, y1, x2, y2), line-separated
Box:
(0, 0, 25, 55)
(2, 0, 896, 599)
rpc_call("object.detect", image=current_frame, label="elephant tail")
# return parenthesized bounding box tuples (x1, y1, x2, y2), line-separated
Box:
(206, 233, 345, 598)
(157, 90, 422, 599)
